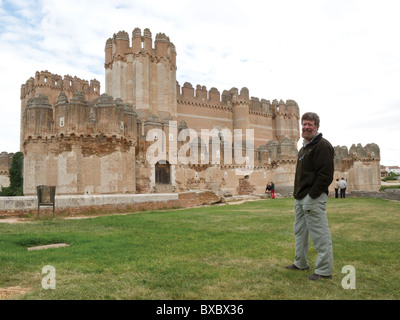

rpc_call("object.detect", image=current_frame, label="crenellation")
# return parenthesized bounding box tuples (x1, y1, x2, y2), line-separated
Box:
(209, 87, 220, 102)
(155, 32, 170, 57)
(142, 28, 153, 52)
(239, 87, 250, 101)
(195, 85, 207, 101)
(115, 30, 130, 41)
(131, 27, 142, 52)
(89, 79, 100, 94)
(114, 31, 130, 58)
(181, 82, 195, 100)
(285, 99, 299, 116)
(221, 90, 231, 105)
(276, 99, 286, 114)
(250, 97, 272, 116)
(261, 99, 272, 114)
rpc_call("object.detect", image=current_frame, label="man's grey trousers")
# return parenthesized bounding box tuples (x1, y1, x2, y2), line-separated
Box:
(293, 193, 333, 276)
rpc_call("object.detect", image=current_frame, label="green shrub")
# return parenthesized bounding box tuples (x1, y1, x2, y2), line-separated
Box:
(380, 185, 400, 191)
(382, 172, 400, 181)
(0, 152, 24, 196)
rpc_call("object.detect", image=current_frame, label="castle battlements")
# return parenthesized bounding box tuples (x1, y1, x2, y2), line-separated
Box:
(176, 81, 300, 118)
(334, 143, 380, 163)
(105, 28, 177, 69)
(19, 71, 101, 150)
(21, 70, 100, 99)
(22, 92, 137, 144)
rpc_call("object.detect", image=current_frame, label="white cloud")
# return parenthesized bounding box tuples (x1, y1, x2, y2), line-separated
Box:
(0, 0, 399, 166)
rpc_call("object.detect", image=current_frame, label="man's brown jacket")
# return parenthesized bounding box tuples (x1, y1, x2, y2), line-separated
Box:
(293, 133, 334, 200)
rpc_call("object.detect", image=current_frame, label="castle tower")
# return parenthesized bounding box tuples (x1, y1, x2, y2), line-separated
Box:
(273, 99, 286, 141)
(67, 91, 89, 134)
(20, 71, 100, 150)
(122, 102, 137, 139)
(54, 91, 69, 134)
(104, 28, 177, 122)
(286, 100, 300, 143)
(95, 94, 125, 135)
(232, 87, 250, 133)
(23, 95, 54, 139)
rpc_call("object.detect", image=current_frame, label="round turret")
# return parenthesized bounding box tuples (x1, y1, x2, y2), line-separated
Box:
(232, 87, 250, 132)
(24, 95, 53, 138)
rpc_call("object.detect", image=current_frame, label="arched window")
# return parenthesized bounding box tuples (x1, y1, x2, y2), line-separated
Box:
(155, 160, 170, 185)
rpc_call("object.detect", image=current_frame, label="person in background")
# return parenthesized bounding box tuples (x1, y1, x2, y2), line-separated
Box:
(265, 183, 271, 195)
(270, 181, 275, 199)
(334, 178, 339, 198)
(339, 177, 347, 198)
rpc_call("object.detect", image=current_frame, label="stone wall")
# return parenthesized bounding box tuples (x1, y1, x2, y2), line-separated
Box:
(0, 191, 222, 217)
(347, 189, 400, 201)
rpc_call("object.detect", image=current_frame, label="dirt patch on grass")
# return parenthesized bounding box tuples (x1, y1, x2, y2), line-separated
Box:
(0, 286, 29, 299)
(27, 243, 70, 251)
(0, 218, 29, 223)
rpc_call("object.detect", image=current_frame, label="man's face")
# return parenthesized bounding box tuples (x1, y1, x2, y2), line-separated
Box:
(301, 119, 319, 142)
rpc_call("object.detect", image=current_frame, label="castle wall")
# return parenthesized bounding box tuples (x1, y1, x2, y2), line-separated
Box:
(348, 160, 381, 191)
(331, 143, 381, 193)
(177, 101, 233, 133)
(175, 83, 299, 146)
(23, 136, 136, 195)
(249, 113, 273, 147)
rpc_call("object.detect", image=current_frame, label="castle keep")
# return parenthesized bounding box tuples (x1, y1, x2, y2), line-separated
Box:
(19, 28, 381, 196)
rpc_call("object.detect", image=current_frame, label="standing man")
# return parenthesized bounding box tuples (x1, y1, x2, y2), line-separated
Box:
(339, 178, 347, 198)
(285, 112, 334, 280)
(334, 178, 339, 198)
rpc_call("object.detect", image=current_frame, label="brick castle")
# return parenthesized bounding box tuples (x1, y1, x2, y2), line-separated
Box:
(16, 28, 381, 196)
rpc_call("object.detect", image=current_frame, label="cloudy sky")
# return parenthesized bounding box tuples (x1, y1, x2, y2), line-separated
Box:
(0, 0, 399, 166)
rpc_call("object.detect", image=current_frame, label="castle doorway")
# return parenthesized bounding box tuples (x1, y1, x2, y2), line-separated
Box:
(155, 160, 170, 185)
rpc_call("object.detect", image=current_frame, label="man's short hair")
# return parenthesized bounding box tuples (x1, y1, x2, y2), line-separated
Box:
(301, 112, 320, 127)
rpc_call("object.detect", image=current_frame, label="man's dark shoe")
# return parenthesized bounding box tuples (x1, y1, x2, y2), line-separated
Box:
(285, 264, 309, 271)
(307, 273, 332, 280)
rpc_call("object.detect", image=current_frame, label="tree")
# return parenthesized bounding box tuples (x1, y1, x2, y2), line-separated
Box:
(0, 152, 24, 196)
(382, 171, 399, 182)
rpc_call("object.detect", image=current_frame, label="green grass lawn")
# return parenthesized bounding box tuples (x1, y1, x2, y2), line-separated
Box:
(0, 197, 399, 300)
